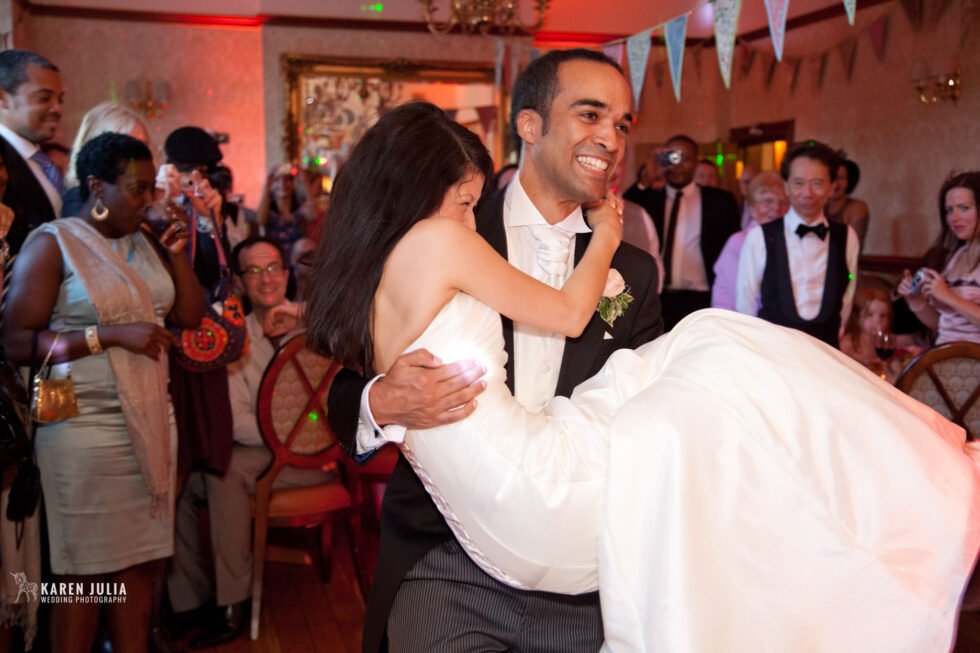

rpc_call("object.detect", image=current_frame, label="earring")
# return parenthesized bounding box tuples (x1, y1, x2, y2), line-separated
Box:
(91, 198, 109, 222)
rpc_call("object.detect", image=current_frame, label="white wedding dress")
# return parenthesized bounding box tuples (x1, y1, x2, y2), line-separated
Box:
(399, 293, 980, 652)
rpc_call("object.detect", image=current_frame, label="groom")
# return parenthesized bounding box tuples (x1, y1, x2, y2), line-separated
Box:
(327, 49, 663, 652)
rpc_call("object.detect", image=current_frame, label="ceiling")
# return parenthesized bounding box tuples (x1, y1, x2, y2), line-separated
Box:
(29, 0, 855, 40)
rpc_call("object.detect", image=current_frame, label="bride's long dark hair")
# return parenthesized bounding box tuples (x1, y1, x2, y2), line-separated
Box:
(305, 101, 494, 374)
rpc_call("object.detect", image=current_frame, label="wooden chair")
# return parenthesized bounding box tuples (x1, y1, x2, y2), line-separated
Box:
(249, 333, 364, 640)
(895, 341, 980, 441)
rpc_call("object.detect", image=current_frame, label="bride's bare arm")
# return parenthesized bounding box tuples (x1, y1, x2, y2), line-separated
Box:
(406, 204, 621, 338)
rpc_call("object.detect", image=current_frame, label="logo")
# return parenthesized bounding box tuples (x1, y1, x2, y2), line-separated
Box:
(9, 572, 127, 604)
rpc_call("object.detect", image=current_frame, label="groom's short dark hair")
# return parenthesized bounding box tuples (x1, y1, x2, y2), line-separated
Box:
(509, 49, 624, 148)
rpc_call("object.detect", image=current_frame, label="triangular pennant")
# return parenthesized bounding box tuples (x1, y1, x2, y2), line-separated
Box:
(817, 51, 829, 88)
(602, 42, 626, 67)
(843, 0, 856, 25)
(654, 60, 666, 89)
(866, 15, 888, 62)
(763, 53, 779, 89)
(763, 0, 790, 61)
(664, 14, 689, 102)
(713, 0, 743, 89)
(626, 28, 654, 111)
(495, 40, 508, 90)
(739, 44, 757, 79)
(789, 57, 803, 92)
(475, 106, 496, 134)
(838, 37, 858, 80)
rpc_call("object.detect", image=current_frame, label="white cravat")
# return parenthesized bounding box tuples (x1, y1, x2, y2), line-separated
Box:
(505, 173, 589, 412)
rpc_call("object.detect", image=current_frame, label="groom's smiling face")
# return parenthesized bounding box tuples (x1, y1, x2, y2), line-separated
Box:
(519, 59, 633, 212)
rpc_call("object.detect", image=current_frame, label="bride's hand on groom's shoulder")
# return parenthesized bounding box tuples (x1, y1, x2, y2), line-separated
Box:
(370, 349, 487, 429)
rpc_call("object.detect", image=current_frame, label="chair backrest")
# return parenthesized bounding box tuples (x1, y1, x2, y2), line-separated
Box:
(257, 333, 344, 470)
(895, 341, 980, 441)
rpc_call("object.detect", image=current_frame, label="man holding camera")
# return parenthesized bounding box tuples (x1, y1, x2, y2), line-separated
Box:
(625, 133, 740, 330)
(734, 140, 859, 347)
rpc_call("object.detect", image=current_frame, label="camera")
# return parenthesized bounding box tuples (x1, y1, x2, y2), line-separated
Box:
(179, 174, 196, 192)
(907, 268, 928, 294)
(658, 149, 683, 167)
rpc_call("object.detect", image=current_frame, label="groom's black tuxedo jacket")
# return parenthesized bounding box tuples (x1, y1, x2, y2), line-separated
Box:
(0, 133, 58, 256)
(327, 187, 663, 653)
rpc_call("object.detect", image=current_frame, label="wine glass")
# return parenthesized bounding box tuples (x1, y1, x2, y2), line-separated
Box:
(874, 330, 896, 361)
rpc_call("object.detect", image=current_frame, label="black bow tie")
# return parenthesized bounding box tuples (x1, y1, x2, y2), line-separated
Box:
(795, 223, 828, 240)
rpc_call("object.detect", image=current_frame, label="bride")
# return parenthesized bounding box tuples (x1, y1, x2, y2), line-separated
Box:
(306, 102, 980, 651)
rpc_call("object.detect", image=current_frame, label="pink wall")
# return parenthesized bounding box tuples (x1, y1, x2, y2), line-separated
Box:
(27, 16, 267, 207)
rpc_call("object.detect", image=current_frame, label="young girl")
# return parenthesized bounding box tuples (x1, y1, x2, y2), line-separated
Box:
(840, 287, 893, 366)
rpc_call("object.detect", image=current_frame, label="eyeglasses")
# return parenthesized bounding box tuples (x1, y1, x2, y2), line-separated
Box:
(242, 263, 285, 278)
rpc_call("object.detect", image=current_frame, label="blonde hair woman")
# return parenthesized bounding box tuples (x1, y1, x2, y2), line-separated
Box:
(62, 102, 150, 216)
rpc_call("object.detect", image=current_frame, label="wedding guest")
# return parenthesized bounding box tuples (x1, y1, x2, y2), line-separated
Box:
(0, 49, 64, 256)
(898, 171, 980, 345)
(735, 140, 860, 347)
(738, 164, 758, 228)
(711, 171, 788, 310)
(167, 236, 327, 648)
(209, 164, 255, 249)
(826, 154, 870, 250)
(694, 158, 720, 188)
(1, 133, 203, 653)
(840, 287, 896, 376)
(256, 164, 313, 255)
(62, 101, 149, 217)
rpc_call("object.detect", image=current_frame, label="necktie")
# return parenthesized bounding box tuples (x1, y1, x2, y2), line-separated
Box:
(661, 188, 683, 288)
(795, 223, 828, 240)
(528, 224, 575, 289)
(31, 150, 65, 195)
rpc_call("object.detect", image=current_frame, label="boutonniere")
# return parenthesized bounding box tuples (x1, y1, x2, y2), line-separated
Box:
(597, 269, 634, 327)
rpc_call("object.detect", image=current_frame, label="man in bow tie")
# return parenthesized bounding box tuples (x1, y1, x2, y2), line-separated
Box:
(735, 140, 859, 347)
(0, 49, 64, 256)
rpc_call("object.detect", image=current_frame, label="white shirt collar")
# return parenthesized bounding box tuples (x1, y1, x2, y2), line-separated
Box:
(0, 122, 39, 161)
(504, 170, 591, 234)
(784, 207, 828, 230)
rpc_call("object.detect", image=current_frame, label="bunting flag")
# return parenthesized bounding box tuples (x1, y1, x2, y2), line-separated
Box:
(739, 43, 757, 79)
(475, 106, 497, 135)
(664, 14, 689, 101)
(866, 15, 888, 62)
(763, 0, 790, 61)
(494, 40, 507, 89)
(713, 0, 743, 89)
(602, 42, 626, 67)
(838, 36, 858, 80)
(654, 60, 666, 89)
(626, 28, 654, 111)
(843, 0, 857, 25)
(789, 57, 803, 92)
(817, 51, 829, 87)
(763, 53, 779, 89)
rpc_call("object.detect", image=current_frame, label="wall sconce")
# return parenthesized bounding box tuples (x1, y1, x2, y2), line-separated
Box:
(914, 67, 961, 105)
(125, 80, 170, 120)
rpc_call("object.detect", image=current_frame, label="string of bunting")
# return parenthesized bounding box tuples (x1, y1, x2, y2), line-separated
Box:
(488, 0, 894, 106)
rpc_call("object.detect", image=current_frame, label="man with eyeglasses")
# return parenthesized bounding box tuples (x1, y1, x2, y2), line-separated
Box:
(167, 236, 330, 648)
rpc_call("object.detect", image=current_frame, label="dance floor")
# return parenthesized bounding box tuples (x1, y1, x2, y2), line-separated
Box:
(195, 519, 980, 653)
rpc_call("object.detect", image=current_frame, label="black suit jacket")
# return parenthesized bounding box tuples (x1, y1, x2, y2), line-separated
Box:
(0, 134, 57, 256)
(327, 187, 663, 653)
(623, 183, 739, 286)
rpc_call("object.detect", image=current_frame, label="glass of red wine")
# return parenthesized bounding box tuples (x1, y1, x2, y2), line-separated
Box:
(875, 330, 896, 362)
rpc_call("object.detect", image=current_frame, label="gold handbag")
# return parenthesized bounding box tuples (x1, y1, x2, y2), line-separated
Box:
(31, 332, 80, 424)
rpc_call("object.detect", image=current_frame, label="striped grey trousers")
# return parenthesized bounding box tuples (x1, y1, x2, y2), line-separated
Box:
(387, 539, 603, 652)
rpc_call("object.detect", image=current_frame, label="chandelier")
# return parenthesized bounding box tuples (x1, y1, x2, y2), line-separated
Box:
(419, 0, 551, 34)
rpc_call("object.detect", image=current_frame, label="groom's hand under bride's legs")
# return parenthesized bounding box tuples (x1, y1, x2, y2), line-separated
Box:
(370, 349, 487, 430)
